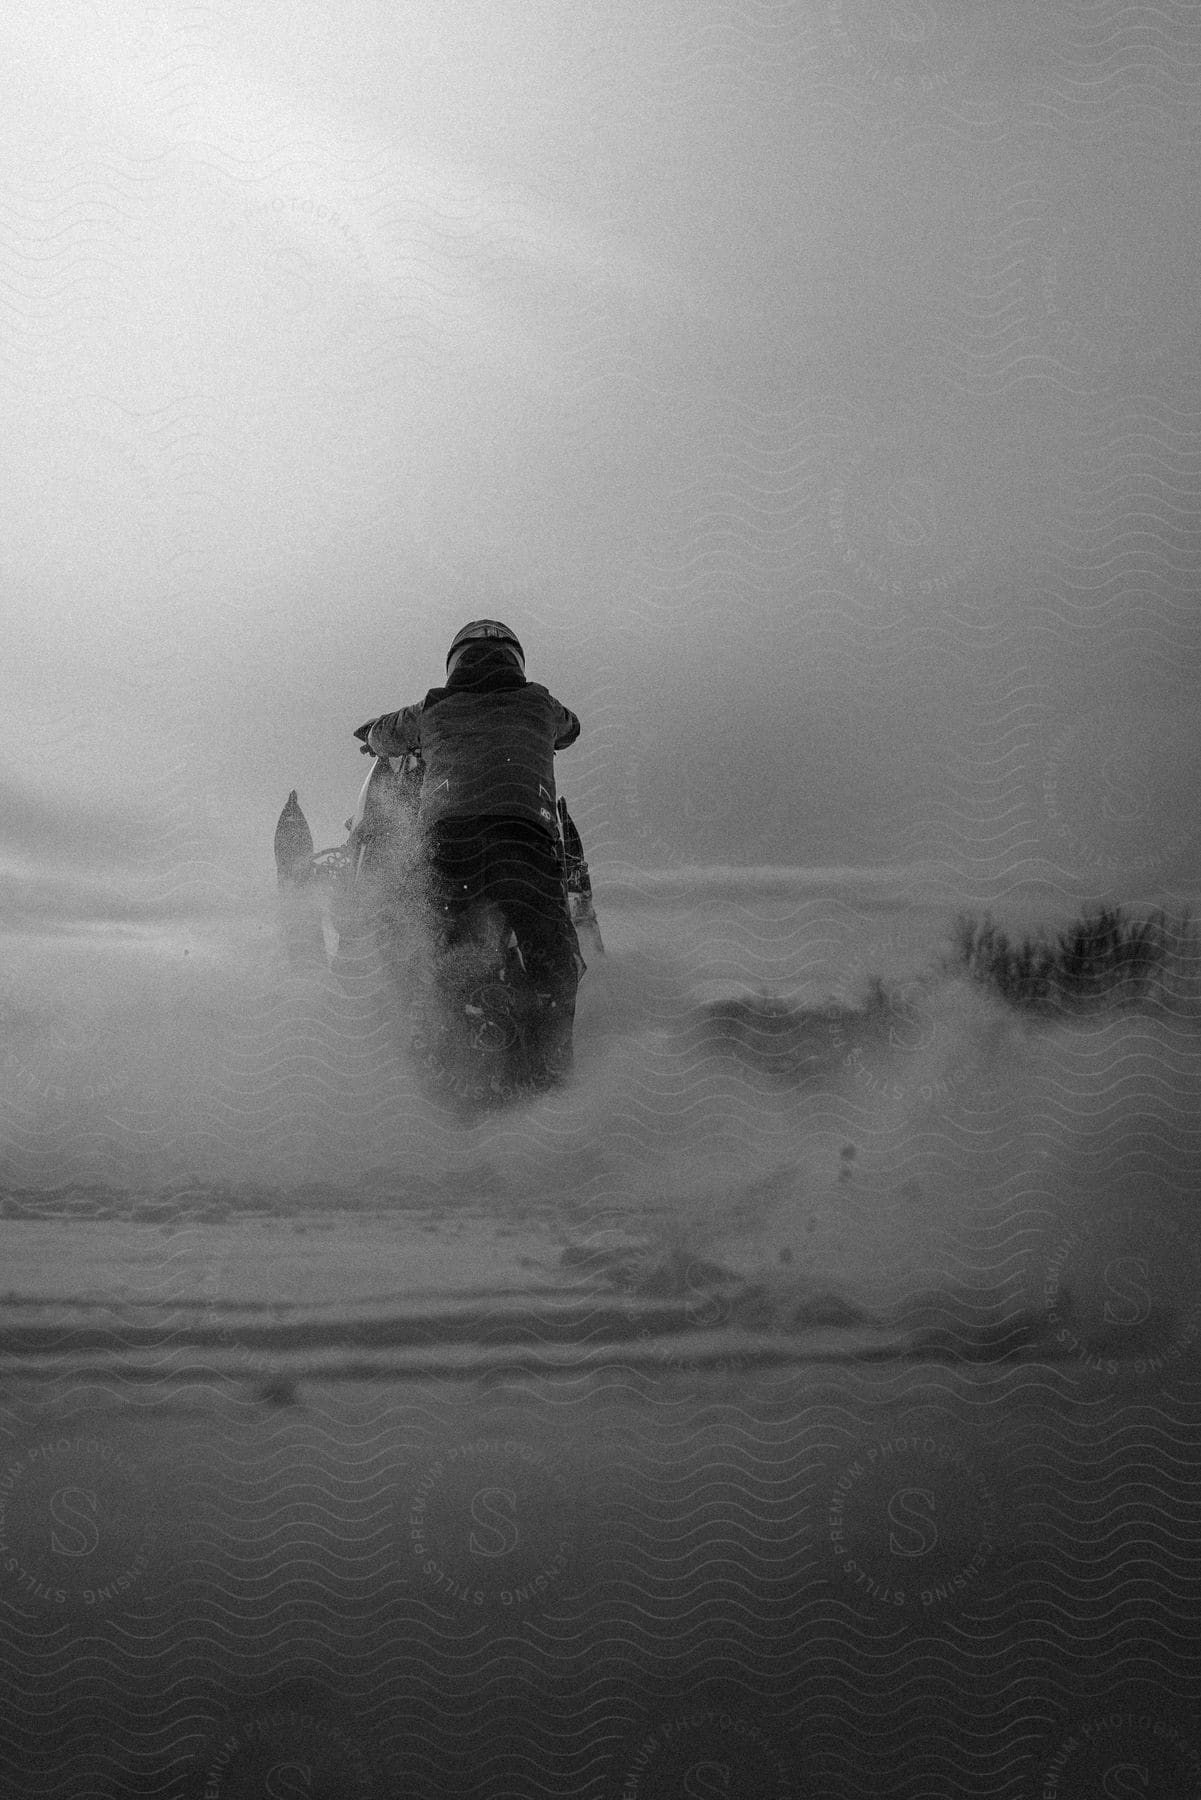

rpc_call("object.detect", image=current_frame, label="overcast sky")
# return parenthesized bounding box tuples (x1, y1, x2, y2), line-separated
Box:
(3, 0, 1201, 935)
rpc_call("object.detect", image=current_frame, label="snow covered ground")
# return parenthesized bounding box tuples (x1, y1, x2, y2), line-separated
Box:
(4, 868, 1201, 1795)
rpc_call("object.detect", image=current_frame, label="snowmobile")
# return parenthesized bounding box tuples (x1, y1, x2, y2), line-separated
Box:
(274, 752, 602, 1108)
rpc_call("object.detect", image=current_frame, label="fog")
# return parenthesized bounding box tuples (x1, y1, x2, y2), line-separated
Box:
(1, 0, 1198, 920)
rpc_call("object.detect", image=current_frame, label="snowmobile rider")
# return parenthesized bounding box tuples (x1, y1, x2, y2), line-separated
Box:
(353, 620, 584, 1082)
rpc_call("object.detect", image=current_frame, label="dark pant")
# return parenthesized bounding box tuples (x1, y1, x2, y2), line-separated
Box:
(424, 816, 583, 1032)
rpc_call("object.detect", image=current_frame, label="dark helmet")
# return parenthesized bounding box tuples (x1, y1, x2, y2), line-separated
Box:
(446, 619, 525, 677)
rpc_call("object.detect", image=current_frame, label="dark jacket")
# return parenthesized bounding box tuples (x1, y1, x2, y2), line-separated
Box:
(356, 647, 580, 836)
